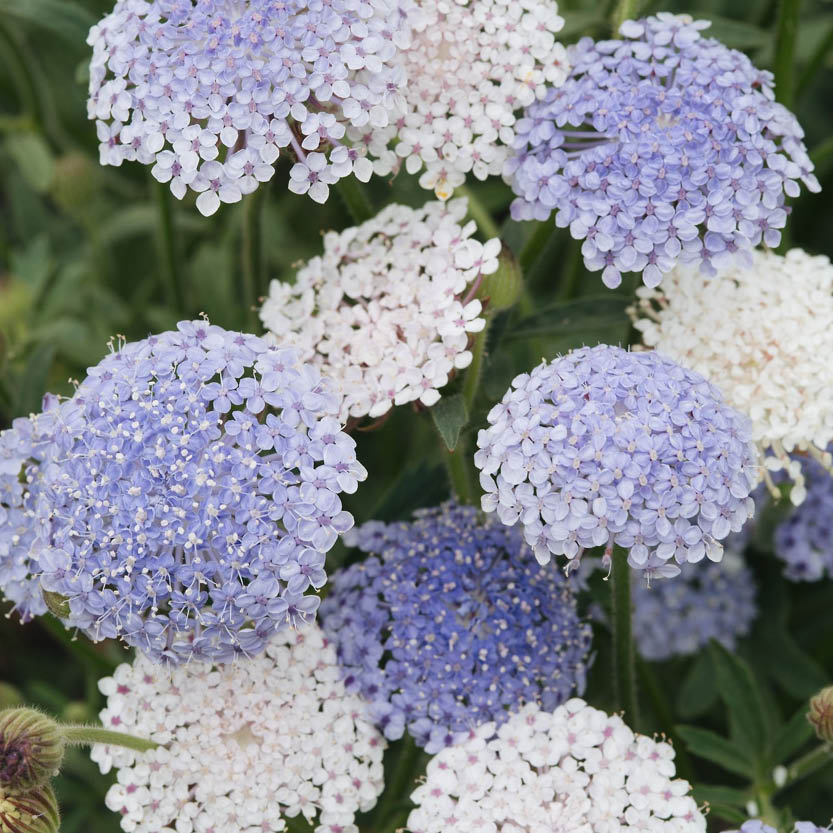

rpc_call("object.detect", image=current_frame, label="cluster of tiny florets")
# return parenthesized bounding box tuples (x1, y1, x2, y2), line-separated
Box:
(23, 321, 366, 663)
(407, 698, 705, 833)
(87, 0, 411, 214)
(91, 626, 386, 833)
(374, 0, 569, 199)
(0, 411, 54, 622)
(260, 199, 497, 420)
(507, 14, 819, 289)
(631, 248, 833, 504)
(633, 551, 756, 661)
(474, 344, 758, 577)
(728, 821, 829, 833)
(774, 454, 833, 581)
(320, 502, 591, 752)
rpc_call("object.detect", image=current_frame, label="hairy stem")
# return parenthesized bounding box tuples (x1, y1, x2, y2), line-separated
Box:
(63, 725, 160, 754)
(155, 179, 184, 313)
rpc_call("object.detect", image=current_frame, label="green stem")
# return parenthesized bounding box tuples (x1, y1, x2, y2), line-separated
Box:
(374, 736, 424, 830)
(241, 189, 265, 330)
(462, 323, 489, 415)
(611, 0, 640, 31)
(610, 546, 639, 725)
(334, 177, 374, 224)
(63, 725, 159, 753)
(458, 185, 501, 240)
(155, 180, 184, 313)
(774, 0, 802, 108)
(446, 447, 473, 504)
(796, 19, 833, 99)
(810, 135, 833, 180)
(784, 743, 833, 787)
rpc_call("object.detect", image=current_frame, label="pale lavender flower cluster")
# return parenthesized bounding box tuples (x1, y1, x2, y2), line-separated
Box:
(0, 408, 56, 622)
(474, 345, 758, 577)
(320, 502, 592, 753)
(87, 0, 410, 214)
(774, 455, 833, 581)
(633, 552, 757, 661)
(507, 13, 820, 288)
(10, 321, 366, 663)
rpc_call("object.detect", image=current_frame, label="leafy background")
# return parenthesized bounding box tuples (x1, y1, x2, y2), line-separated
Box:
(1, 0, 833, 830)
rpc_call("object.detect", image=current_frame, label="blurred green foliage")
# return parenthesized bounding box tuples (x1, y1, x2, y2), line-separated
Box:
(2, 0, 833, 830)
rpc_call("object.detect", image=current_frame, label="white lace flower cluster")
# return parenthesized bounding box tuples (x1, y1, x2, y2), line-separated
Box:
(408, 698, 705, 833)
(631, 248, 833, 504)
(90, 626, 386, 833)
(371, 0, 568, 199)
(260, 198, 498, 420)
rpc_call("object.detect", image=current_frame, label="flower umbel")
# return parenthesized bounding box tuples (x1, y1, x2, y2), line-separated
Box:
(321, 502, 592, 752)
(260, 199, 497, 421)
(507, 14, 819, 288)
(407, 698, 705, 833)
(91, 626, 386, 833)
(632, 248, 833, 504)
(377, 0, 569, 200)
(474, 344, 758, 576)
(87, 0, 411, 214)
(14, 321, 367, 663)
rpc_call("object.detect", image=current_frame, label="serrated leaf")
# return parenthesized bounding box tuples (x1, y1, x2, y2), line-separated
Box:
(675, 725, 755, 778)
(677, 650, 719, 719)
(773, 705, 815, 765)
(5, 132, 55, 193)
(708, 640, 771, 759)
(431, 394, 468, 451)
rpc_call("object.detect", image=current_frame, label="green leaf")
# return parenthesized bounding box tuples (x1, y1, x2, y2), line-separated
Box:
(677, 650, 719, 719)
(691, 784, 750, 810)
(14, 341, 55, 415)
(675, 725, 755, 778)
(431, 393, 468, 451)
(503, 296, 629, 352)
(0, 0, 95, 48)
(708, 640, 771, 759)
(773, 706, 815, 765)
(5, 131, 54, 193)
(758, 625, 829, 699)
(706, 16, 770, 49)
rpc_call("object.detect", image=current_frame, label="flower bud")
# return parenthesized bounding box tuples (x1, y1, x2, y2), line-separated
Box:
(0, 782, 60, 833)
(808, 685, 833, 741)
(0, 709, 65, 791)
(475, 246, 522, 313)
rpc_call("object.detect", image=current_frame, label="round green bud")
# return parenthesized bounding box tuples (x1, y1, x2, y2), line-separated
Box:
(0, 782, 60, 833)
(808, 685, 833, 742)
(475, 246, 522, 313)
(0, 709, 65, 791)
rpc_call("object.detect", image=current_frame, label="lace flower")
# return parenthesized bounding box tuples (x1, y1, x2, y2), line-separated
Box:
(633, 551, 756, 660)
(373, 0, 568, 199)
(321, 502, 591, 752)
(474, 344, 758, 577)
(507, 14, 819, 288)
(87, 0, 411, 214)
(91, 626, 385, 833)
(408, 698, 705, 833)
(15, 321, 366, 663)
(631, 248, 833, 504)
(259, 199, 497, 420)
